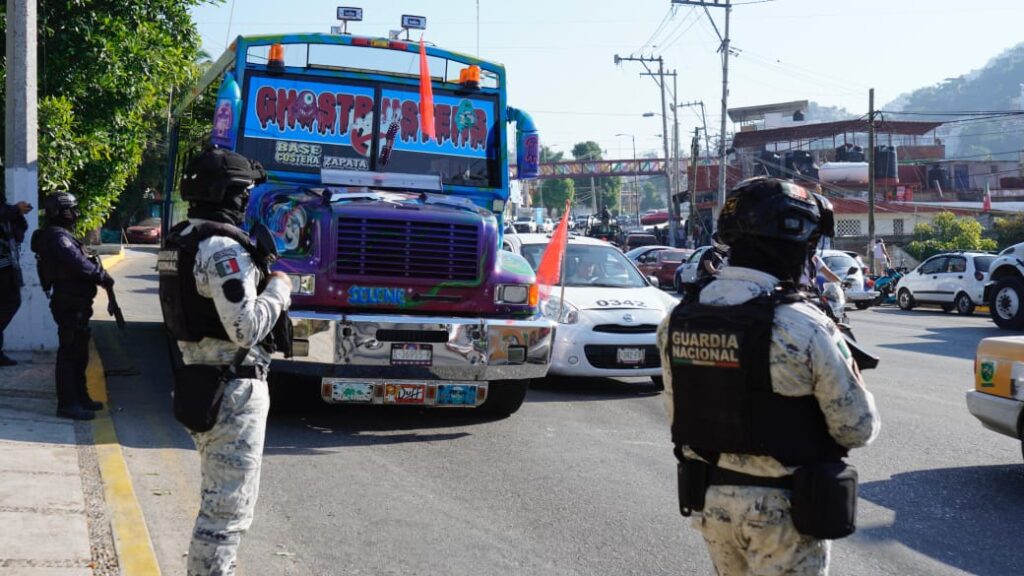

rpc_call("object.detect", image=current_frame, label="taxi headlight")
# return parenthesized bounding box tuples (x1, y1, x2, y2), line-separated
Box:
(496, 284, 530, 305)
(542, 297, 579, 324)
(286, 274, 316, 296)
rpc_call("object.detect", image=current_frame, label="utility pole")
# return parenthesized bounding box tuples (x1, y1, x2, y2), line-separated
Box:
(688, 128, 701, 248)
(5, 0, 55, 351)
(672, 1, 732, 227)
(672, 72, 682, 247)
(614, 53, 677, 246)
(868, 87, 876, 272)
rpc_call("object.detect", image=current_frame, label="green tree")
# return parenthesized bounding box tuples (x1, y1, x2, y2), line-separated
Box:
(993, 213, 1024, 248)
(0, 1, 211, 233)
(570, 141, 620, 214)
(533, 146, 574, 213)
(639, 180, 665, 211)
(906, 211, 997, 260)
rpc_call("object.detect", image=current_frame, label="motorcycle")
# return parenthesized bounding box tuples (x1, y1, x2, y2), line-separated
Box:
(871, 267, 906, 306)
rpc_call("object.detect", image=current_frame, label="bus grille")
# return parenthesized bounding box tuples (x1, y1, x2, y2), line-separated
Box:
(336, 217, 480, 282)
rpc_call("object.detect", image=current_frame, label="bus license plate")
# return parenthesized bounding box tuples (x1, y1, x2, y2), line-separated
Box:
(617, 347, 645, 365)
(391, 344, 432, 366)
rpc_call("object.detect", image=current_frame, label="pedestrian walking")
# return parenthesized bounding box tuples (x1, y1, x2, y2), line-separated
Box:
(871, 238, 890, 276)
(658, 177, 880, 575)
(158, 147, 291, 576)
(31, 193, 110, 420)
(0, 198, 31, 366)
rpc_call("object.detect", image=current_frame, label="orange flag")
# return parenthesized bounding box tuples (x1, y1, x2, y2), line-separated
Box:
(536, 203, 572, 299)
(418, 38, 436, 142)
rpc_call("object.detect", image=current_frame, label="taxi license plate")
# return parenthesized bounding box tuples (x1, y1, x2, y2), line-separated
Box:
(390, 344, 432, 366)
(617, 347, 645, 365)
(328, 381, 374, 403)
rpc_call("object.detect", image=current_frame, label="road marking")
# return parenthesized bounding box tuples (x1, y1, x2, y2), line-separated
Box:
(100, 248, 126, 270)
(87, 340, 162, 575)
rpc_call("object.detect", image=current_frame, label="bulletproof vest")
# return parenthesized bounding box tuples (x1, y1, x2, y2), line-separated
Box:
(158, 221, 264, 343)
(32, 227, 97, 301)
(668, 289, 847, 467)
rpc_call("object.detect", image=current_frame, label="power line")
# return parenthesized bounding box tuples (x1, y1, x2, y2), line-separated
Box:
(637, 8, 675, 53)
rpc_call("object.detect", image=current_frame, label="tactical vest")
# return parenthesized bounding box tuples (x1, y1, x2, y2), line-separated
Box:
(668, 289, 847, 467)
(158, 221, 265, 343)
(31, 227, 98, 301)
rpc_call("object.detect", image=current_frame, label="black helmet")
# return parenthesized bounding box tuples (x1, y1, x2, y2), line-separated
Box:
(180, 147, 267, 204)
(43, 192, 79, 223)
(812, 192, 835, 240)
(717, 177, 821, 247)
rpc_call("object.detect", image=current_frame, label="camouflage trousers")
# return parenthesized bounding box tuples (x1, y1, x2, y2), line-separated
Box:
(187, 377, 270, 576)
(695, 485, 830, 576)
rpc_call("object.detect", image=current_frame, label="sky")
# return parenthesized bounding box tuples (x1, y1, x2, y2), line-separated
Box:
(190, 0, 1024, 161)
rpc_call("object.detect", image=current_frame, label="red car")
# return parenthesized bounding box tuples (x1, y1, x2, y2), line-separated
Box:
(636, 248, 693, 288)
(125, 217, 162, 244)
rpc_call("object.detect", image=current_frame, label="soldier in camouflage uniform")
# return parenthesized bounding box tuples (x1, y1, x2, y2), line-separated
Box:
(162, 148, 291, 575)
(658, 177, 880, 575)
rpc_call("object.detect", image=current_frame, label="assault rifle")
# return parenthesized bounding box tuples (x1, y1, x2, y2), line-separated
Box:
(91, 253, 126, 330)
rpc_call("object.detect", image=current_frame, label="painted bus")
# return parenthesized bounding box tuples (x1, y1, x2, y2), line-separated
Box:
(162, 21, 553, 415)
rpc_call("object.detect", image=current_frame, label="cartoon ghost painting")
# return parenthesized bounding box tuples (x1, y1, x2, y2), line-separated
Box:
(292, 90, 319, 131)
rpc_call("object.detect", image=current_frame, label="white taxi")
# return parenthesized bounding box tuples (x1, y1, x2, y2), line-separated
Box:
(515, 234, 678, 385)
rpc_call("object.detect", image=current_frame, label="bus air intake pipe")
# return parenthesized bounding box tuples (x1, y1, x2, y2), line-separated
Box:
(508, 106, 539, 180)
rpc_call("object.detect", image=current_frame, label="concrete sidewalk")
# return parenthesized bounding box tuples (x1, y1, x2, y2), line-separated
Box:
(0, 250, 160, 575)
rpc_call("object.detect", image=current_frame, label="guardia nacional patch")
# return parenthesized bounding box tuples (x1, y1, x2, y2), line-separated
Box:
(214, 258, 241, 278)
(670, 328, 742, 368)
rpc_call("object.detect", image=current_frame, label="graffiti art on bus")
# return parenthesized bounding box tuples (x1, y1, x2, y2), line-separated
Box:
(246, 76, 377, 157)
(379, 89, 493, 159)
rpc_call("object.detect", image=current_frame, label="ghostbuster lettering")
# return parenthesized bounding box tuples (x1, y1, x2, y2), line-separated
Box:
(670, 330, 742, 367)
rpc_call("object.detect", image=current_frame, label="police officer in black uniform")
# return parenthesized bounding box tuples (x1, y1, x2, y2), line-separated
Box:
(32, 192, 112, 420)
(0, 197, 31, 366)
(657, 177, 879, 575)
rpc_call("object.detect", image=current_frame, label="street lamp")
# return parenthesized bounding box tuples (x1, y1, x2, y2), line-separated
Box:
(615, 133, 641, 228)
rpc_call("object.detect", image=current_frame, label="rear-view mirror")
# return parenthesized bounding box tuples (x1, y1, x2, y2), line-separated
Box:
(648, 276, 660, 288)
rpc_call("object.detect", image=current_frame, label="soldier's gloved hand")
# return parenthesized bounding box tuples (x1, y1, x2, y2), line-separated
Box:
(100, 272, 115, 289)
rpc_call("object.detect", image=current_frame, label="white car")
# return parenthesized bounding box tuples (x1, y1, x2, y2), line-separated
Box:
(674, 245, 712, 292)
(542, 218, 555, 233)
(514, 215, 537, 233)
(817, 250, 878, 309)
(897, 251, 995, 315)
(515, 234, 678, 385)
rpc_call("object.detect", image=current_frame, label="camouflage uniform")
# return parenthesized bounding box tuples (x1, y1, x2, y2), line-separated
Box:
(179, 225, 290, 576)
(658, 265, 880, 576)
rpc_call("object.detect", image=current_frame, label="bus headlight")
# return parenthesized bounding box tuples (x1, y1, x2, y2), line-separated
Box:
(495, 284, 531, 305)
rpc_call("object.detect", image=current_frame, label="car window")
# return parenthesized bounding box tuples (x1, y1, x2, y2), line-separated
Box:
(822, 254, 859, 273)
(687, 247, 707, 263)
(520, 243, 647, 288)
(659, 250, 690, 263)
(919, 256, 947, 275)
(973, 255, 995, 272)
(947, 257, 967, 273)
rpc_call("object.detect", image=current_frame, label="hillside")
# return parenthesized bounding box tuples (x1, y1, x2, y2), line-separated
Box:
(885, 42, 1024, 160)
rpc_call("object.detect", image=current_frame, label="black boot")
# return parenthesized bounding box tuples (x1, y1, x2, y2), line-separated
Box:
(0, 353, 17, 367)
(57, 405, 95, 420)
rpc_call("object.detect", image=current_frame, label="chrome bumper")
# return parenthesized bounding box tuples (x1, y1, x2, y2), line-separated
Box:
(273, 311, 555, 382)
(965, 389, 1023, 439)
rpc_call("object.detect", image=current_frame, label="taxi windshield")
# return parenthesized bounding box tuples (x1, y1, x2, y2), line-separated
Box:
(521, 243, 647, 288)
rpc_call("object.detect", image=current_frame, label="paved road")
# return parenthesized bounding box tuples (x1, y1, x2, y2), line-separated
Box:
(93, 247, 1024, 575)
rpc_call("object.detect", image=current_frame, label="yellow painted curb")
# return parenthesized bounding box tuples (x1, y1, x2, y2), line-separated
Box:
(87, 340, 162, 575)
(99, 247, 126, 270)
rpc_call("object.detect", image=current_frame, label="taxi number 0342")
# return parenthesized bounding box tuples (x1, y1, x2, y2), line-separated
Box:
(595, 299, 645, 307)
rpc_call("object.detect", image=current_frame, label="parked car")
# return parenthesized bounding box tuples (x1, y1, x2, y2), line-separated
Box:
(513, 214, 537, 233)
(817, 249, 878, 309)
(513, 234, 677, 385)
(542, 218, 555, 233)
(967, 336, 1024, 460)
(674, 245, 712, 292)
(624, 245, 671, 265)
(125, 217, 162, 244)
(896, 251, 994, 315)
(622, 232, 660, 252)
(636, 248, 693, 289)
